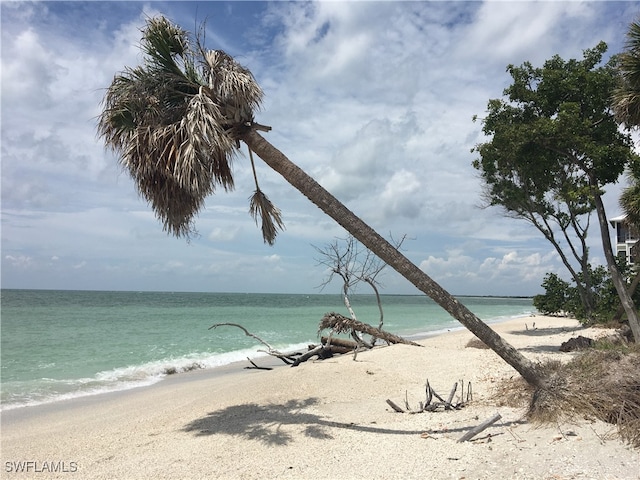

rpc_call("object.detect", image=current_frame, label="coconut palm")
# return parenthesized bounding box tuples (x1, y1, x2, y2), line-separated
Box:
(613, 19, 640, 127)
(98, 16, 544, 387)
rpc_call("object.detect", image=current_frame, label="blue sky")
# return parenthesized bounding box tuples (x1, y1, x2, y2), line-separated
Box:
(1, 1, 638, 295)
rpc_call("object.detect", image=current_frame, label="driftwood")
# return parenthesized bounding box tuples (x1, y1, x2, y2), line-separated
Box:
(319, 312, 422, 347)
(320, 336, 358, 354)
(209, 323, 357, 368)
(208, 323, 300, 365)
(386, 399, 405, 413)
(210, 318, 419, 369)
(244, 358, 273, 370)
(458, 413, 502, 442)
(387, 379, 471, 413)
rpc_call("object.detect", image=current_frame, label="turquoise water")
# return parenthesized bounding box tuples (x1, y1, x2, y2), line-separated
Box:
(0, 290, 535, 410)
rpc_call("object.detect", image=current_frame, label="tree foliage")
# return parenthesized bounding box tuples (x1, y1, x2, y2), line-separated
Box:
(534, 262, 640, 324)
(472, 43, 640, 335)
(533, 273, 571, 317)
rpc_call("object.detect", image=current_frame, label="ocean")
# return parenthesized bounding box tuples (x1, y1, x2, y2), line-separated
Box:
(0, 289, 535, 411)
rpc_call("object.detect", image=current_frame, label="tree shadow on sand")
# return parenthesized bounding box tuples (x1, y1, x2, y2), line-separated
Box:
(507, 326, 584, 337)
(506, 326, 586, 354)
(182, 397, 426, 446)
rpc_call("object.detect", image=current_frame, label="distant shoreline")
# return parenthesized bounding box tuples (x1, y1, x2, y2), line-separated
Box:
(0, 288, 536, 298)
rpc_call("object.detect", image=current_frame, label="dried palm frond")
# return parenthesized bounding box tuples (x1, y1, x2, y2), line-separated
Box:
(246, 145, 284, 245)
(97, 15, 269, 239)
(249, 189, 284, 246)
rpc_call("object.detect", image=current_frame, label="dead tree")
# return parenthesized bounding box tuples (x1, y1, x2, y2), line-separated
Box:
(314, 234, 407, 345)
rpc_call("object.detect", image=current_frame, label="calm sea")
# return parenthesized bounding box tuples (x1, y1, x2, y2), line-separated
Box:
(0, 290, 535, 410)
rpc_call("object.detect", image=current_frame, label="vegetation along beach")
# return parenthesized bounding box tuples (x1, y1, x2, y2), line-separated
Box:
(3, 2, 640, 479)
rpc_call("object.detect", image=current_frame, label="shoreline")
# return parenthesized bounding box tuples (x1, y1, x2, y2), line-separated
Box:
(0, 312, 571, 421)
(2, 314, 638, 479)
(0, 311, 533, 414)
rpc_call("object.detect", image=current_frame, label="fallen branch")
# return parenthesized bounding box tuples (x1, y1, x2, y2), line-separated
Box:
(209, 322, 374, 369)
(209, 323, 299, 365)
(291, 345, 328, 367)
(386, 399, 405, 413)
(320, 336, 357, 353)
(458, 413, 502, 442)
(319, 312, 422, 347)
(244, 357, 273, 370)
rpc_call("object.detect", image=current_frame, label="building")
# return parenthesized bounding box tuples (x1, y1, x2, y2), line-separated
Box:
(609, 214, 639, 266)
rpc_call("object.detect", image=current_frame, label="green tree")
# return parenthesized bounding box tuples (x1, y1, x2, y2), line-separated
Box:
(473, 43, 640, 341)
(98, 17, 544, 386)
(533, 273, 570, 316)
(536, 263, 640, 324)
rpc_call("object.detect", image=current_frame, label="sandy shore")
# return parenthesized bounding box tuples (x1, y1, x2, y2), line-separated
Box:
(2, 315, 639, 480)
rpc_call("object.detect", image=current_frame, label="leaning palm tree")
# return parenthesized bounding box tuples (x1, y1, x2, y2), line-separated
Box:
(98, 16, 544, 387)
(613, 19, 640, 127)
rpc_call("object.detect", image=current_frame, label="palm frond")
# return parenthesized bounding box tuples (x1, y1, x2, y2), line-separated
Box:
(249, 189, 285, 246)
(621, 180, 640, 228)
(202, 49, 263, 130)
(613, 21, 640, 127)
(97, 16, 267, 238)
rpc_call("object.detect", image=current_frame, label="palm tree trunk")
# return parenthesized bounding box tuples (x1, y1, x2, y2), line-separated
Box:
(242, 129, 544, 387)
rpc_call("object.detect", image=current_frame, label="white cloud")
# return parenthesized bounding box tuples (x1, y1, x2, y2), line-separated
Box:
(1, 1, 633, 295)
(208, 227, 242, 243)
(4, 255, 35, 269)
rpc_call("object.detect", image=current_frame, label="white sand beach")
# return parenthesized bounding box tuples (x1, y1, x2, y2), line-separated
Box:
(2, 315, 639, 480)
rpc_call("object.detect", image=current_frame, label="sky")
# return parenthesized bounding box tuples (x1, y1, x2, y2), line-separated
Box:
(1, 1, 639, 296)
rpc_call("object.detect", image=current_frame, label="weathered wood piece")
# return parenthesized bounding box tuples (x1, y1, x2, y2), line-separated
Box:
(458, 413, 502, 442)
(388, 378, 470, 413)
(445, 382, 458, 410)
(290, 345, 327, 367)
(386, 399, 405, 413)
(244, 357, 273, 370)
(320, 336, 358, 352)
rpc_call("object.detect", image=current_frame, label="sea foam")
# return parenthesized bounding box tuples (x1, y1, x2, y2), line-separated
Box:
(1, 342, 312, 411)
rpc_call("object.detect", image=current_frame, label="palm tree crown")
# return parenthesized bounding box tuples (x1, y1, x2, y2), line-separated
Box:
(98, 16, 282, 242)
(613, 20, 640, 127)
